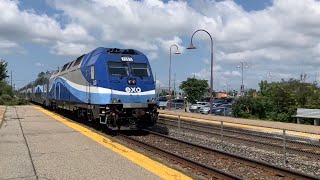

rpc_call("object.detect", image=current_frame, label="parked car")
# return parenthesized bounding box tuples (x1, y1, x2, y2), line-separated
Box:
(168, 99, 185, 109)
(199, 103, 222, 114)
(214, 107, 233, 116)
(189, 102, 209, 113)
(157, 96, 168, 110)
(211, 104, 232, 115)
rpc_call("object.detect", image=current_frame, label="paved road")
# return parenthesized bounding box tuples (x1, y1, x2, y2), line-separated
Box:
(0, 106, 162, 180)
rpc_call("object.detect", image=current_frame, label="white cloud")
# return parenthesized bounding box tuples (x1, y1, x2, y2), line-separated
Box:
(0, 39, 18, 49)
(34, 62, 44, 67)
(147, 52, 159, 61)
(51, 41, 92, 56)
(3, 0, 320, 89)
(0, 0, 94, 55)
(51, 0, 202, 53)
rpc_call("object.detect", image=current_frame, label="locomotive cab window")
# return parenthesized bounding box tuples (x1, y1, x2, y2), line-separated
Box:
(130, 63, 150, 77)
(107, 62, 129, 76)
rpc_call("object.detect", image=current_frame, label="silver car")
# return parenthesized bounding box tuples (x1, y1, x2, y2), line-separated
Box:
(189, 102, 209, 113)
(199, 103, 222, 114)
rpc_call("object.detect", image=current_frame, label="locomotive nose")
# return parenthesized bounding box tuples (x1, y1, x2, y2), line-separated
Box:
(127, 79, 136, 85)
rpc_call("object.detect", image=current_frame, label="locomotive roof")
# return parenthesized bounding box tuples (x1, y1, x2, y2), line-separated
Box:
(83, 47, 148, 66)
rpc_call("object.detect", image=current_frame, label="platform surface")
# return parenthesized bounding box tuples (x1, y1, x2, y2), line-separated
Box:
(0, 106, 162, 180)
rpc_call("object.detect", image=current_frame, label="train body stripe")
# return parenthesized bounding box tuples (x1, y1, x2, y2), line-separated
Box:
(53, 77, 155, 96)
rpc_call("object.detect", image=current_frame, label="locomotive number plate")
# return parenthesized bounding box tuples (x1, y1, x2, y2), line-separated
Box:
(121, 57, 133, 62)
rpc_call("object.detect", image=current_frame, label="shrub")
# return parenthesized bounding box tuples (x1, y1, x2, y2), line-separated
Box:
(0, 94, 12, 105)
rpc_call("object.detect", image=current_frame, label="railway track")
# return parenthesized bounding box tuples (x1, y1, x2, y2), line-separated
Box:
(35, 106, 319, 178)
(118, 130, 317, 179)
(157, 117, 320, 158)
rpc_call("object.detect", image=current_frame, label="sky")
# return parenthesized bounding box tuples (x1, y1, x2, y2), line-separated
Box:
(1, 0, 320, 93)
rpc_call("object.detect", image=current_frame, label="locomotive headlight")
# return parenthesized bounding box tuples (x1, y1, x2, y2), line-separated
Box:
(132, 79, 136, 84)
(128, 80, 132, 84)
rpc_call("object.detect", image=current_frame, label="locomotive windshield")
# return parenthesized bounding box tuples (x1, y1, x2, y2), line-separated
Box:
(108, 62, 129, 76)
(130, 63, 150, 77)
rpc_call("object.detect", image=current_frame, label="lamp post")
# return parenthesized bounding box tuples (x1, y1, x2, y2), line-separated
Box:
(168, 44, 181, 110)
(237, 62, 248, 96)
(187, 29, 214, 114)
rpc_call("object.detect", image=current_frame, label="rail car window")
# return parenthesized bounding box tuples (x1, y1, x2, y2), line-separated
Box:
(67, 61, 74, 69)
(107, 62, 129, 76)
(73, 55, 84, 67)
(130, 63, 150, 77)
(61, 63, 69, 71)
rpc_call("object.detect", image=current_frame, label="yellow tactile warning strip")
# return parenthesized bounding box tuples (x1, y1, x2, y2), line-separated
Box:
(35, 107, 191, 180)
(160, 114, 320, 141)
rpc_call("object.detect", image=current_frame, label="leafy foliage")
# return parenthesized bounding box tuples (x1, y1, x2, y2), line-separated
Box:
(0, 59, 8, 81)
(233, 76, 320, 122)
(34, 71, 50, 85)
(179, 77, 208, 104)
(0, 59, 28, 105)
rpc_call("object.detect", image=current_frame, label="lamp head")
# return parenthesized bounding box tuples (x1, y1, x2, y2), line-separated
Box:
(174, 49, 181, 54)
(236, 65, 240, 68)
(187, 42, 196, 49)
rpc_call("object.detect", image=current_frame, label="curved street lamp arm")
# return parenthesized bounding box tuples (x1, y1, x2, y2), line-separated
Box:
(170, 44, 179, 50)
(188, 29, 214, 114)
(190, 29, 213, 49)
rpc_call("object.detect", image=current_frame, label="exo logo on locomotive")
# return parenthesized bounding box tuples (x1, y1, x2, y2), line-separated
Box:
(125, 87, 141, 93)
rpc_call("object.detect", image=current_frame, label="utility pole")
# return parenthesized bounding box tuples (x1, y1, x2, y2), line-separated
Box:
(154, 72, 157, 95)
(11, 70, 13, 95)
(237, 62, 248, 96)
(173, 73, 176, 99)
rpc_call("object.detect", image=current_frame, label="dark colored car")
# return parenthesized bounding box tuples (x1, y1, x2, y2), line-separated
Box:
(211, 104, 232, 116)
(168, 99, 185, 109)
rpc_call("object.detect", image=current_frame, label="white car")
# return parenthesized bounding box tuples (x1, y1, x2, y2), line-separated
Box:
(189, 102, 209, 113)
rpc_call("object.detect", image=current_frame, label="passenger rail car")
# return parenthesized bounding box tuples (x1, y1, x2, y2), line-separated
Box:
(20, 47, 158, 130)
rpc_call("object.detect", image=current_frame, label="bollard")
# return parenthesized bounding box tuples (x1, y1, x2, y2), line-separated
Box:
(221, 121, 224, 149)
(178, 115, 180, 130)
(283, 129, 287, 166)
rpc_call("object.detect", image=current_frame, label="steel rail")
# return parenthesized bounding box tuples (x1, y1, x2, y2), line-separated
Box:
(117, 133, 239, 180)
(143, 130, 319, 180)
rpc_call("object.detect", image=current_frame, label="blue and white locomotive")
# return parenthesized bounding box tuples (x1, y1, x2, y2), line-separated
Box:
(21, 47, 158, 130)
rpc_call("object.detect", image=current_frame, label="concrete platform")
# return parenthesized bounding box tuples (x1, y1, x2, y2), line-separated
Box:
(0, 106, 189, 180)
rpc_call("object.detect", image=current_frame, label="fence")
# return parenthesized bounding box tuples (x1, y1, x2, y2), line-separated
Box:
(160, 116, 320, 176)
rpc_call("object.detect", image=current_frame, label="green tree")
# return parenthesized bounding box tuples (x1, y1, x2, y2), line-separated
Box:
(0, 81, 12, 97)
(158, 89, 168, 97)
(179, 77, 208, 104)
(0, 59, 8, 81)
(35, 71, 50, 85)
